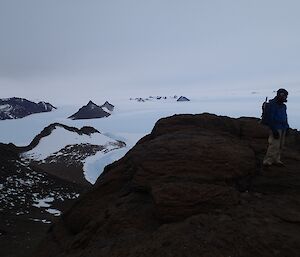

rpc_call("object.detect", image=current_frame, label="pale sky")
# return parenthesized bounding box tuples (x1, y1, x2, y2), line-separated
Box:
(1, 0, 300, 104)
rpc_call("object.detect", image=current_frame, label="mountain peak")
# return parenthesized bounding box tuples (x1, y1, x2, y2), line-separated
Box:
(87, 100, 97, 106)
(101, 101, 114, 112)
(68, 101, 110, 120)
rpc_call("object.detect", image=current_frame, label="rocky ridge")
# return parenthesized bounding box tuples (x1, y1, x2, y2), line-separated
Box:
(31, 113, 300, 257)
(16, 123, 126, 186)
(0, 97, 56, 120)
(9, 123, 100, 153)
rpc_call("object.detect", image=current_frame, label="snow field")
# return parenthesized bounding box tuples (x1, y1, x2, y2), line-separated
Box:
(1, 91, 300, 184)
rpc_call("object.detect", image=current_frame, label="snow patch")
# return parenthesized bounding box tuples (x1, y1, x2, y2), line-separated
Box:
(102, 107, 111, 114)
(0, 104, 12, 111)
(83, 146, 128, 184)
(45, 208, 61, 216)
(32, 196, 54, 208)
(40, 102, 47, 110)
(30, 218, 51, 224)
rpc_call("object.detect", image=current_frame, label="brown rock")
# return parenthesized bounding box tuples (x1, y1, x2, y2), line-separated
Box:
(31, 113, 300, 257)
(131, 130, 256, 192)
(152, 182, 239, 221)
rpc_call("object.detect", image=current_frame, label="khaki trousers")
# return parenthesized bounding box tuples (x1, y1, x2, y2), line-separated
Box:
(263, 129, 286, 165)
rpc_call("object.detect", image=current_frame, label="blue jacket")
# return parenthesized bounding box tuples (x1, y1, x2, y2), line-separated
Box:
(268, 98, 289, 130)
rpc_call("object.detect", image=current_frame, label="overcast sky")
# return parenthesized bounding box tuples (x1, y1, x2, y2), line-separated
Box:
(1, 0, 300, 104)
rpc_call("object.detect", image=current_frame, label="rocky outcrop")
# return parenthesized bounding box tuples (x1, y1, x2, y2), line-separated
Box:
(0, 97, 56, 120)
(68, 101, 110, 120)
(33, 113, 300, 257)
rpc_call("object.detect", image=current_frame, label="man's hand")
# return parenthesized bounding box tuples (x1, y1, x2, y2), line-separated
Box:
(272, 130, 280, 139)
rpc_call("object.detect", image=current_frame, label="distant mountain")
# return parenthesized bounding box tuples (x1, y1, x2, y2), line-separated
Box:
(101, 101, 114, 112)
(0, 97, 56, 120)
(68, 101, 111, 120)
(130, 95, 178, 102)
(177, 96, 190, 101)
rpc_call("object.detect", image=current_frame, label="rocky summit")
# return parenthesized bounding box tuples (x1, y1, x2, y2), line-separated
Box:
(68, 101, 110, 120)
(33, 113, 300, 257)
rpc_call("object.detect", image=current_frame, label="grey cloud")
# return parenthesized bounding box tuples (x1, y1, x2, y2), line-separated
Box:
(0, 0, 300, 102)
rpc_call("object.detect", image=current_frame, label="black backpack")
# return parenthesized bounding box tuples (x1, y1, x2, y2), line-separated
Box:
(261, 97, 271, 126)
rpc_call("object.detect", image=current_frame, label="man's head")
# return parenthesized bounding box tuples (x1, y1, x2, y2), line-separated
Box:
(276, 88, 288, 103)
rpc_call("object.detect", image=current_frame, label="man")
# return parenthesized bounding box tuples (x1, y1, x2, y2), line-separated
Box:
(263, 88, 289, 167)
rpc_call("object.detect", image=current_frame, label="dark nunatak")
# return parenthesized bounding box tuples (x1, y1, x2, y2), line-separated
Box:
(68, 100, 114, 120)
(0, 97, 56, 120)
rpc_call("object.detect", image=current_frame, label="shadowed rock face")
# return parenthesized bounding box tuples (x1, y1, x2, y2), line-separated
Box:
(33, 113, 300, 257)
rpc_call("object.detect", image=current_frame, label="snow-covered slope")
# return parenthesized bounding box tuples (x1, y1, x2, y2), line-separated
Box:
(23, 126, 119, 160)
(21, 124, 125, 184)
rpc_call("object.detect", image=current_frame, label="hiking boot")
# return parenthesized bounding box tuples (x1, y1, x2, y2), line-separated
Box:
(263, 161, 272, 167)
(274, 161, 285, 167)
